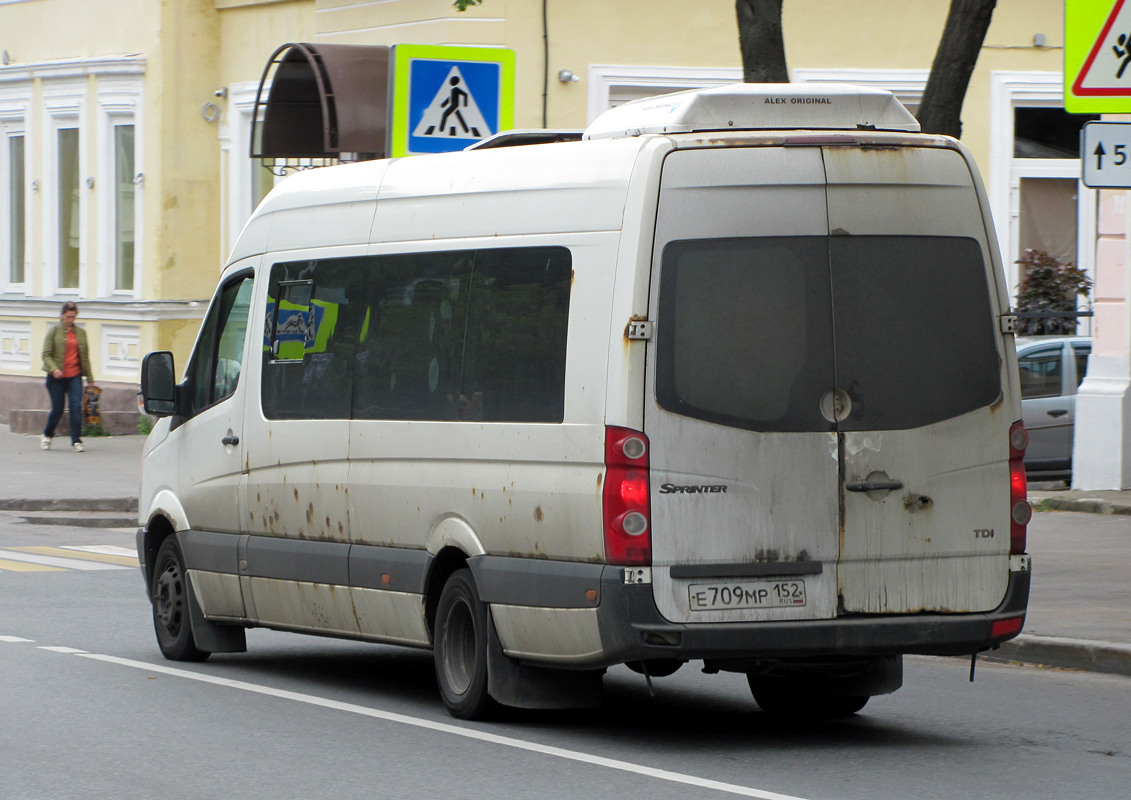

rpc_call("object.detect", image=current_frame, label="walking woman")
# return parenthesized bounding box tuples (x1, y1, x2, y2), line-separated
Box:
(41, 301, 95, 452)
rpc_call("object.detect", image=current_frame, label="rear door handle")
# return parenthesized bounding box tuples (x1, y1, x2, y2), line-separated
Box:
(222, 435, 240, 446)
(1047, 408, 1069, 418)
(845, 480, 904, 492)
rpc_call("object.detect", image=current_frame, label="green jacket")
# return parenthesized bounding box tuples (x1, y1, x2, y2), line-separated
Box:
(42, 324, 93, 380)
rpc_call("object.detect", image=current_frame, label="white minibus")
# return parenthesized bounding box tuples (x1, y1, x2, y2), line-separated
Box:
(138, 83, 1032, 719)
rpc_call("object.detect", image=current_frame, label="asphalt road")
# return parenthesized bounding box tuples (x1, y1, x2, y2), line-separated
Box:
(2, 515, 1128, 800)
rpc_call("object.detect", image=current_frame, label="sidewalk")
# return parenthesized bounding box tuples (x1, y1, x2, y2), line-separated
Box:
(0, 424, 1127, 679)
(0, 425, 141, 511)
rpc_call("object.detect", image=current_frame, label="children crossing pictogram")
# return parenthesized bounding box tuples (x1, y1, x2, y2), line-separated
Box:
(1073, 0, 1131, 96)
(412, 67, 492, 141)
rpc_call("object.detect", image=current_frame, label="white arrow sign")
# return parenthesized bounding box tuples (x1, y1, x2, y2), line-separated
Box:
(1082, 121, 1131, 187)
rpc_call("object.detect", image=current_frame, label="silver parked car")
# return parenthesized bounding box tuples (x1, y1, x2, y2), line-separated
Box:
(1016, 336, 1091, 481)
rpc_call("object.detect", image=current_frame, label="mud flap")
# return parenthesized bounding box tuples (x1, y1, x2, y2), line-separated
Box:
(485, 608, 603, 709)
(187, 573, 247, 654)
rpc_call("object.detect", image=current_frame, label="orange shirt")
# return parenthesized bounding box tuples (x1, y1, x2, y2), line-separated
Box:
(62, 330, 81, 378)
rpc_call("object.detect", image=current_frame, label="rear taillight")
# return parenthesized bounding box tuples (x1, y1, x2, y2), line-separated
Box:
(991, 615, 1025, 639)
(603, 426, 651, 566)
(1009, 421, 1031, 555)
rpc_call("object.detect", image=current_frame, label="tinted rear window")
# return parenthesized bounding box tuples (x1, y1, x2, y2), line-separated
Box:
(656, 235, 1001, 432)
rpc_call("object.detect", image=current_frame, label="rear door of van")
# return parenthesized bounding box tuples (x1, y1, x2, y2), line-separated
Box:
(644, 142, 1011, 625)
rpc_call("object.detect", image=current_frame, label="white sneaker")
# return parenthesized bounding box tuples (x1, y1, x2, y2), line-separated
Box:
(40, 436, 50, 450)
(72, 442, 84, 452)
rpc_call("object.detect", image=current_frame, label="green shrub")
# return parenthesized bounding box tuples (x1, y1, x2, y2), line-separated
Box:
(1015, 249, 1091, 335)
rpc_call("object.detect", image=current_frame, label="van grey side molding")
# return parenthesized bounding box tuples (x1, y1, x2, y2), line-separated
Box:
(669, 561, 823, 579)
(470, 556, 604, 608)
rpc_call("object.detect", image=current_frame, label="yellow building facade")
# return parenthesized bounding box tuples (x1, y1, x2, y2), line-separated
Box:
(0, 0, 1076, 421)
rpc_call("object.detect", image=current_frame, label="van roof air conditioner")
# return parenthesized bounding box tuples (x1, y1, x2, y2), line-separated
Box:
(583, 83, 920, 140)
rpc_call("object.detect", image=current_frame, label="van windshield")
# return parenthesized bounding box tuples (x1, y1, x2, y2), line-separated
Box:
(655, 235, 1001, 432)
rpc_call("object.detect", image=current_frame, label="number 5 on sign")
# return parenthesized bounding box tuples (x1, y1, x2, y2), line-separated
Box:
(1082, 121, 1131, 187)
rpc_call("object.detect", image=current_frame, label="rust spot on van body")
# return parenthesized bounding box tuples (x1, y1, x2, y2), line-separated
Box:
(534, 506, 543, 522)
(306, 503, 314, 525)
(903, 494, 934, 512)
(293, 487, 299, 501)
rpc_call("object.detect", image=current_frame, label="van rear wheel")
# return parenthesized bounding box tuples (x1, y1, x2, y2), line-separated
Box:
(151, 537, 209, 662)
(750, 682, 868, 717)
(434, 568, 494, 720)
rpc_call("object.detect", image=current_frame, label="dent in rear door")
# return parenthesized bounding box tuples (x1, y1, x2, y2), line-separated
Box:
(644, 146, 840, 625)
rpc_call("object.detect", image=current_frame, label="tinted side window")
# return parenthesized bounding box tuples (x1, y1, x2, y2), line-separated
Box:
(1018, 346, 1063, 399)
(656, 237, 836, 432)
(263, 259, 367, 420)
(461, 247, 571, 422)
(352, 252, 472, 421)
(186, 274, 254, 416)
(1072, 344, 1091, 388)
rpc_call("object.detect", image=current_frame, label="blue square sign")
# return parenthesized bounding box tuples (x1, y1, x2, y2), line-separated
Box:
(391, 45, 515, 157)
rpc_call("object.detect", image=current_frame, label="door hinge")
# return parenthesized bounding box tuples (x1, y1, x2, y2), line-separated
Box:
(999, 314, 1019, 334)
(625, 320, 653, 340)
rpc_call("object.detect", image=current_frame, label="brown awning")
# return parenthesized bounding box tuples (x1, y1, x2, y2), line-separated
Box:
(251, 43, 390, 159)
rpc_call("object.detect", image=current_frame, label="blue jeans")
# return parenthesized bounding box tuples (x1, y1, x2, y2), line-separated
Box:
(44, 374, 83, 444)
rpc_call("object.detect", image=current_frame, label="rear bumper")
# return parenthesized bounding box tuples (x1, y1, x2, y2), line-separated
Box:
(595, 567, 1030, 665)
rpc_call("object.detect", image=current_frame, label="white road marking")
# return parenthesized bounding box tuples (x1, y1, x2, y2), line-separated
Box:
(76, 652, 810, 800)
(61, 545, 138, 557)
(0, 635, 34, 642)
(37, 646, 87, 653)
(0, 549, 128, 570)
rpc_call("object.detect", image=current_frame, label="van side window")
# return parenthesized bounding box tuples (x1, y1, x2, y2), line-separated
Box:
(263, 258, 368, 420)
(185, 274, 254, 416)
(1018, 346, 1063, 399)
(353, 251, 472, 421)
(353, 246, 572, 423)
(460, 247, 572, 422)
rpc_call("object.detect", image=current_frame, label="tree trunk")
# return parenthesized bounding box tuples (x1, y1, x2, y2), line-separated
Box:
(736, 0, 789, 83)
(916, 0, 997, 138)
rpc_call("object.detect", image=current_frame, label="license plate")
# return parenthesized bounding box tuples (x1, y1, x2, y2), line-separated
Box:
(688, 579, 807, 611)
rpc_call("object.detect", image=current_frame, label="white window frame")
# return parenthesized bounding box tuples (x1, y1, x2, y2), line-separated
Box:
(0, 81, 30, 296)
(586, 65, 742, 124)
(990, 71, 1096, 309)
(97, 76, 143, 299)
(792, 68, 929, 111)
(219, 80, 279, 264)
(42, 77, 87, 298)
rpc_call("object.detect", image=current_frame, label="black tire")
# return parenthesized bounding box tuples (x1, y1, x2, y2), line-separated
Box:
(750, 679, 868, 718)
(434, 568, 494, 720)
(151, 537, 209, 662)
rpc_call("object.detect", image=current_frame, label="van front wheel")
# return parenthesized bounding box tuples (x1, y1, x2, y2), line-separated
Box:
(434, 568, 494, 720)
(151, 537, 209, 662)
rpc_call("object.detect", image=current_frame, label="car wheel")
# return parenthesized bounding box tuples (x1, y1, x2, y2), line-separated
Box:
(151, 537, 209, 662)
(434, 568, 494, 720)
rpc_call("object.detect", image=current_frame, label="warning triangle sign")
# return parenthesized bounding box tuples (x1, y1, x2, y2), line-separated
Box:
(1074, 0, 1131, 96)
(412, 66, 493, 140)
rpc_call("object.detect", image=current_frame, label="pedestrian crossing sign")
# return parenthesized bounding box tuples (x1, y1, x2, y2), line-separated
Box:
(1066, 0, 1131, 112)
(390, 45, 515, 157)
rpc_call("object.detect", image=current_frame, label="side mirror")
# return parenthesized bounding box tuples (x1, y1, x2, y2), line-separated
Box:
(141, 351, 178, 417)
